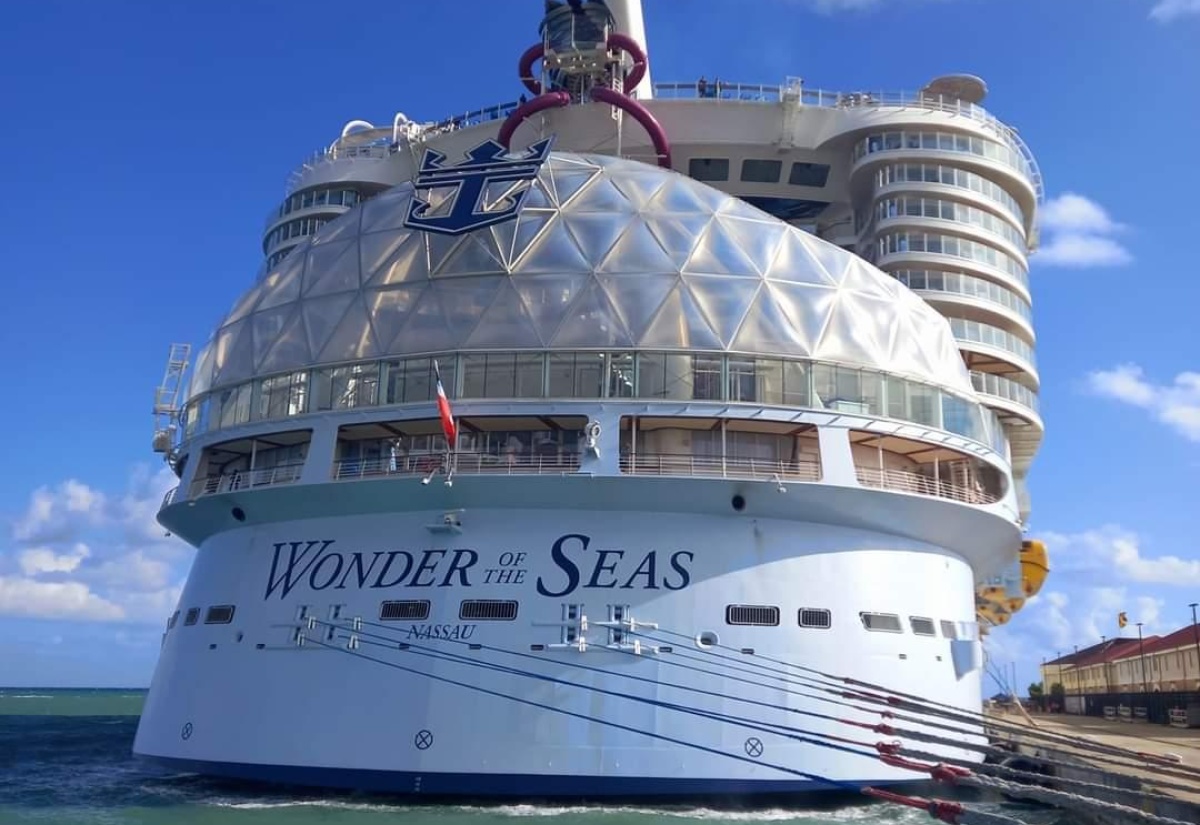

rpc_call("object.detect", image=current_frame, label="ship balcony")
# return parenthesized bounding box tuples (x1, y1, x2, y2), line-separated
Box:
(618, 453, 821, 483)
(970, 371, 1042, 429)
(163, 413, 1008, 511)
(185, 463, 304, 499)
(854, 466, 996, 505)
(332, 451, 582, 480)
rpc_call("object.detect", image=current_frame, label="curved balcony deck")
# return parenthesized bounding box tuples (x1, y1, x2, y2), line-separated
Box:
(165, 454, 995, 509)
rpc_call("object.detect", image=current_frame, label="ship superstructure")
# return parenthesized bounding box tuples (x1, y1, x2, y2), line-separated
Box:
(139, 0, 1046, 796)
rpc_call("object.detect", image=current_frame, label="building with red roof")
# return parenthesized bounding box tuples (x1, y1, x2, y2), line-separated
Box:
(1039, 622, 1200, 695)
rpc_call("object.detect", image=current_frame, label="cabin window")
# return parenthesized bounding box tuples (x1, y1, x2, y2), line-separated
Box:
(789, 162, 831, 187)
(799, 608, 832, 629)
(184, 608, 200, 626)
(725, 605, 781, 626)
(204, 605, 236, 625)
(741, 159, 782, 183)
(910, 617, 936, 636)
(460, 600, 519, 621)
(380, 600, 431, 621)
(940, 620, 957, 639)
(860, 612, 903, 633)
(688, 158, 729, 182)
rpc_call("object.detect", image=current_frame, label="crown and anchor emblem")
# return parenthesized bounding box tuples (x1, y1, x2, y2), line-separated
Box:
(403, 137, 555, 236)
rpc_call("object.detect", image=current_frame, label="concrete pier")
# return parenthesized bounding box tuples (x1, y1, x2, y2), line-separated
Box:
(990, 710, 1200, 823)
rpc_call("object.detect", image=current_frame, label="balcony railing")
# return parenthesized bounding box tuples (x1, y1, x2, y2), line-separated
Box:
(162, 456, 995, 509)
(970, 371, 1040, 415)
(332, 451, 582, 480)
(285, 81, 1041, 200)
(650, 82, 1041, 200)
(620, 453, 821, 482)
(855, 466, 997, 505)
(186, 464, 304, 499)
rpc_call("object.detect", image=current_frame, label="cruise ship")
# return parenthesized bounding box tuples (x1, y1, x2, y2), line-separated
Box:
(136, 0, 1049, 797)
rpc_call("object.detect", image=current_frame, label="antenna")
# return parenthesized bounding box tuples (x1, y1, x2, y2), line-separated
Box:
(152, 343, 192, 466)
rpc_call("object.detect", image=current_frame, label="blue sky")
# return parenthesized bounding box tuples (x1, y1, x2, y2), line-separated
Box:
(0, 0, 1197, 689)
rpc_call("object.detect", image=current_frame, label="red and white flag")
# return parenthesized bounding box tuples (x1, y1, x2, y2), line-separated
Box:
(433, 360, 457, 449)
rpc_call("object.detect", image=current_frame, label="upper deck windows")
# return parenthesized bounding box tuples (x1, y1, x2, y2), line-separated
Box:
(184, 350, 991, 449)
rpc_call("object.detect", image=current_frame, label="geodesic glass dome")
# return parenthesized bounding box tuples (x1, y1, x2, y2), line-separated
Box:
(187, 152, 974, 398)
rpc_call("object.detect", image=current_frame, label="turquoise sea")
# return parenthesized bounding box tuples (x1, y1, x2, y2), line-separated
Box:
(0, 689, 1071, 825)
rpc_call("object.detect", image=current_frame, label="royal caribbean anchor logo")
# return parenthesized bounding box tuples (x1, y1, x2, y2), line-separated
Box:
(403, 137, 554, 236)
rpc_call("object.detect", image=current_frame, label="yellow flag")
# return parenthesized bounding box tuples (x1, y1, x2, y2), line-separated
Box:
(1118, 612, 1128, 628)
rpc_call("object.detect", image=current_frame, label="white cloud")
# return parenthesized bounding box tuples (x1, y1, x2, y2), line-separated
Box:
(0, 577, 125, 622)
(1036, 192, 1132, 268)
(1150, 0, 1200, 22)
(1, 464, 191, 627)
(1041, 524, 1200, 587)
(1087, 363, 1200, 442)
(18, 544, 90, 576)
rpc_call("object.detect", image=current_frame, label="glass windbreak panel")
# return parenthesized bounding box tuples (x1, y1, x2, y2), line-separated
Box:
(549, 352, 604, 398)
(662, 354, 694, 400)
(942, 393, 979, 440)
(885, 376, 907, 421)
(255, 372, 309, 420)
(636, 352, 667, 399)
(727, 357, 759, 403)
(907, 383, 940, 427)
(462, 354, 488, 398)
(330, 363, 379, 409)
(609, 353, 634, 397)
(741, 159, 782, 183)
(693, 356, 723, 400)
(381, 358, 449, 404)
(781, 360, 809, 407)
(403, 358, 435, 403)
(465, 350, 547, 395)
(688, 158, 730, 182)
(514, 353, 544, 397)
(487, 354, 519, 398)
(217, 384, 252, 428)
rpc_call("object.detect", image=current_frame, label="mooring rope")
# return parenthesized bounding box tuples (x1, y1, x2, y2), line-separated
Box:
(296, 615, 1200, 825)
(304, 621, 1037, 825)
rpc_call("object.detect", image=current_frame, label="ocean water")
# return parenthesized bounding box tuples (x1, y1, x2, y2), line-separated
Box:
(0, 689, 1070, 825)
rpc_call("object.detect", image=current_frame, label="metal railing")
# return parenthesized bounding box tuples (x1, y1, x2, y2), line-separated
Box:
(970, 371, 1040, 414)
(855, 466, 997, 505)
(162, 456, 994, 508)
(186, 464, 304, 499)
(332, 451, 582, 480)
(650, 82, 1042, 200)
(620, 454, 822, 482)
(283, 81, 1042, 201)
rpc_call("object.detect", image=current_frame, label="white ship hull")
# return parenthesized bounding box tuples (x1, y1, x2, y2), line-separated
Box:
(136, 487, 990, 797)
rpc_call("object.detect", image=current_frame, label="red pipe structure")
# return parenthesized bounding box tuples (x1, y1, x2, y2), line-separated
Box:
(605, 32, 647, 93)
(508, 30, 669, 167)
(497, 90, 572, 149)
(590, 86, 672, 169)
(517, 43, 545, 96)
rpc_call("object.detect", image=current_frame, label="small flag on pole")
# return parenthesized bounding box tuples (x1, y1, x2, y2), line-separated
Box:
(433, 360, 457, 449)
(1118, 612, 1128, 629)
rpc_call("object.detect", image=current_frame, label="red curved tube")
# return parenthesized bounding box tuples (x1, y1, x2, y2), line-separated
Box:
(606, 32, 647, 94)
(517, 43, 545, 96)
(590, 86, 672, 169)
(498, 90, 572, 149)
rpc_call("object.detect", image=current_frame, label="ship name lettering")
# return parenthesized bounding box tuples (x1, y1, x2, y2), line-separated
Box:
(263, 541, 479, 599)
(535, 533, 694, 598)
(406, 623, 477, 641)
